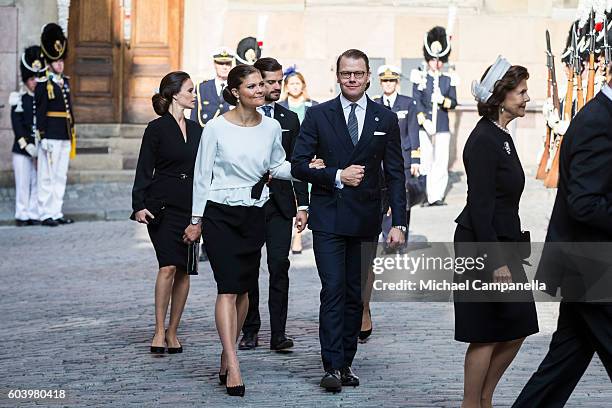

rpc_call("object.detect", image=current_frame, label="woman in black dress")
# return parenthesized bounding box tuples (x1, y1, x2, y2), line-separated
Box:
(454, 59, 539, 408)
(131, 71, 202, 354)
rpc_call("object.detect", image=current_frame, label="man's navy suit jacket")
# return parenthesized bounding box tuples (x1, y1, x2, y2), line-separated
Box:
(291, 95, 407, 237)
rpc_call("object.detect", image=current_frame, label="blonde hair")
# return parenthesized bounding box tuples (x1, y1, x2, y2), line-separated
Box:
(281, 72, 311, 102)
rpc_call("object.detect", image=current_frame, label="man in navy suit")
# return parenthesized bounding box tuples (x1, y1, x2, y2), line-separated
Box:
(292, 49, 407, 392)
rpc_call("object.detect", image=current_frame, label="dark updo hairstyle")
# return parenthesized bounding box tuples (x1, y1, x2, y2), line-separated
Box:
(152, 71, 190, 116)
(222, 64, 260, 106)
(477, 65, 529, 121)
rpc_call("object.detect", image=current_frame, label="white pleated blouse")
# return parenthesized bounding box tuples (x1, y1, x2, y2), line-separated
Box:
(191, 115, 293, 216)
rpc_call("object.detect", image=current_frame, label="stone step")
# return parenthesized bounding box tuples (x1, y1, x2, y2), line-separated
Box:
(70, 153, 123, 171)
(75, 124, 146, 139)
(67, 169, 135, 184)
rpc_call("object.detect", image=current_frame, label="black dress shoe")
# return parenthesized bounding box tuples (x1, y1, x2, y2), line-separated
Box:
(238, 333, 258, 350)
(27, 219, 41, 226)
(56, 217, 74, 224)
(15, 219, 28, 227)
(320, 369, 342, 392)
(270, 334, 294, 351)
(359, 309, 372, 341)
(165, 330, 182, 354)
(150, 346, 165, 354)
(340, 366, 360, 387)
(42, 218, 59, 227)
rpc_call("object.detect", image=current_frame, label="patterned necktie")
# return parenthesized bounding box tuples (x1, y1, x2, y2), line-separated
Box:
(347, 103, 359, 146)
(262, 105, 272, 117)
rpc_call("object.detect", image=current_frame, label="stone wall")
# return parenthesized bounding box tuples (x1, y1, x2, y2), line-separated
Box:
(0, 0, 57, 183)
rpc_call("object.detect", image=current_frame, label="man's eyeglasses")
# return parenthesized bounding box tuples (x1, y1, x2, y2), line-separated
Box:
(338, 71, 367, 80)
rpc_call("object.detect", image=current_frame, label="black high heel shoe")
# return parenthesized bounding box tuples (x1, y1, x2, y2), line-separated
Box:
(359, 309, 372, 341)
(226, 384, 245, 397)
(150, 333, 165, 354)
(219, 372, 227, 385)
(165, 329, 183, 354)
(219, 351, 227, 384)
(225, 367, 245, 397)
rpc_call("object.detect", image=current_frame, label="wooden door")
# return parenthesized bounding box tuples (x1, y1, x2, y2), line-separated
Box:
(66, 0, 122, 123)
(123, 0, 184, 123)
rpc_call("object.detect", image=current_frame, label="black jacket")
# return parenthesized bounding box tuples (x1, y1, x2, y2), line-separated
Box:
(268, 103, 309, 219)
(10, 93, 36, 156)
(455, 118, 525, 270)
(536, 91, 612, 300)
(291, 95, 406, 236)
(34, 77, 73, 140)
(132, 114, 202, 213)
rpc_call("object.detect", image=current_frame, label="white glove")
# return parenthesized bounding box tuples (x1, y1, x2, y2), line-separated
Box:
(40, 138, 52, 152)
(552, 119, 569, 136)
(542, 97, 554, 120)
(431, 92, 445, 105)
(25, 143, 37, 157)
(423, 119, 436, 136)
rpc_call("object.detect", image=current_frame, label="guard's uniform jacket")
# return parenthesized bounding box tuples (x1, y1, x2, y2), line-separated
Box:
(190, 79, 231, 126)
(410, 69, 458, 132)
(10, 92, 36, 156)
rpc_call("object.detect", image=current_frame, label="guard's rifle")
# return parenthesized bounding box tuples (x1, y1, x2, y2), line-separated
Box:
(544, 28, 576, 188)
(537, 30, 560, 180)
(575, 31, 585, 112)
(586, 10, 596, 103)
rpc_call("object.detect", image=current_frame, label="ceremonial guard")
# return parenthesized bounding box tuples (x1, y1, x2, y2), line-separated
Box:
(411, 26, 457, 206)
(9, 46, 45, 226)
(189, 48, 234, 127)
(35, 23, 75, 227)
(373, 65, 420, 247)
(235, 36, 262, 65)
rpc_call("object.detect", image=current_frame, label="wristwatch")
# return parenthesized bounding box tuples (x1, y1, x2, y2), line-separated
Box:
(392, 225, 407, 233)
(190, 216, 202, 225)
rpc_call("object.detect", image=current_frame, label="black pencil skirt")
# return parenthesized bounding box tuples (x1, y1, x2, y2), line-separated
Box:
(147, 206, 190, 271)
(453, 224, 539, 343)
(202, 201, 265, 294)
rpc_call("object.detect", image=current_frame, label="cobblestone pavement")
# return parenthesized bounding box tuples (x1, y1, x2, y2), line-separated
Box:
(0, 174, 610, 407)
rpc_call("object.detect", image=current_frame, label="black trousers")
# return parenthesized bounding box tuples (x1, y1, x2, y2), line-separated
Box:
(313, 230, 378, 371)
(243, 199, 293, 337)
(512, 302, 612, 407)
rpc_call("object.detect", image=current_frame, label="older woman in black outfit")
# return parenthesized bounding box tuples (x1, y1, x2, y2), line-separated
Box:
(453, 57, 539, 408)
(131, 71, 201, 354)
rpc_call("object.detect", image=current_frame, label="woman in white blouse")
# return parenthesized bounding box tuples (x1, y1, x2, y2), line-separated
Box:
(183, 65, 321, 397)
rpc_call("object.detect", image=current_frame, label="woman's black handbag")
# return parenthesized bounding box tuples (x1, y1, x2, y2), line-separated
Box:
(407, 175, 427, 207)
(186, 239, 200, 275)
(129, 198, 166, 225)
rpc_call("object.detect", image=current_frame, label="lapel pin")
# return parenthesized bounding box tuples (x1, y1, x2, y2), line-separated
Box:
(503, 141, 511, 155)
(280, 113, 284, 117)
(375, 117, 379, 122)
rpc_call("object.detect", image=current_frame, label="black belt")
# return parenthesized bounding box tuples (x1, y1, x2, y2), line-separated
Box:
(155, 170, 192, 180)
(251, 171, 270, 199)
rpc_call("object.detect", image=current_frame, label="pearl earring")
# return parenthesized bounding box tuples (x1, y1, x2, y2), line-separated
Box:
(500, 106, 505, 113)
